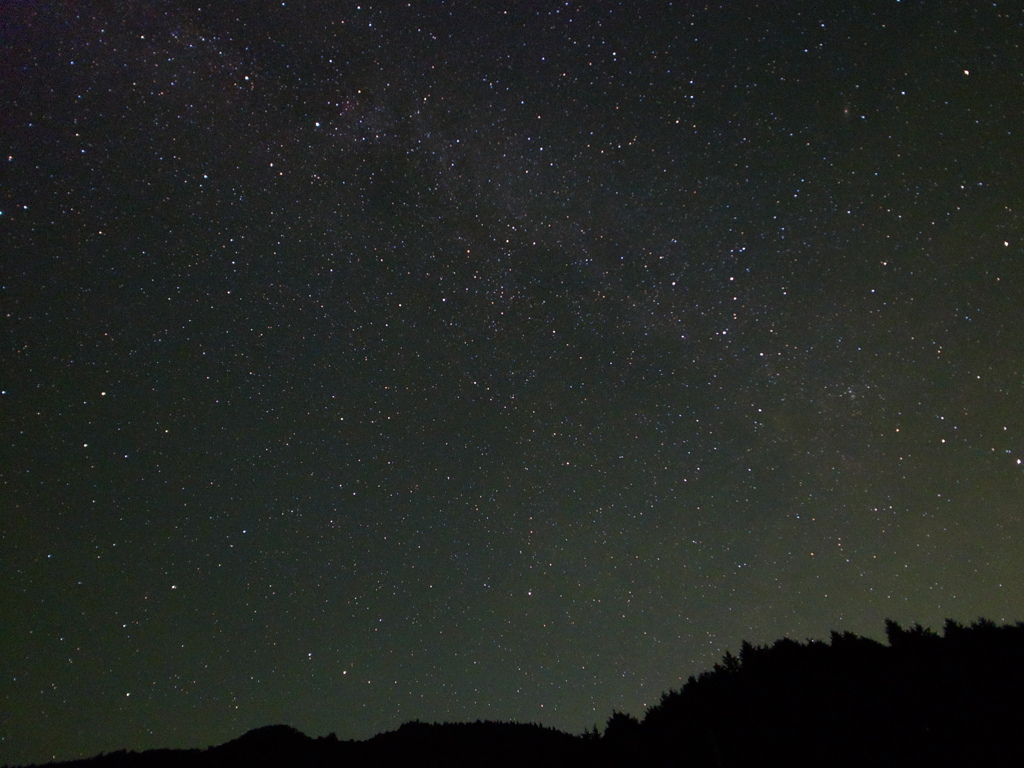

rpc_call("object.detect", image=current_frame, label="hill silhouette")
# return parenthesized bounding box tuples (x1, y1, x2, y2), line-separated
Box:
(10, 618, 1024, 768)
(640, 618, 1024, 766)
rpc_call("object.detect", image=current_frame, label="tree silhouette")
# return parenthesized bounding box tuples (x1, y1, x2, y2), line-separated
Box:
(14, 618, 1024, 768)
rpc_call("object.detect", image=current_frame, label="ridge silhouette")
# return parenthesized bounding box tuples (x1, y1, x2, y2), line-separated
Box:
(10, 618, 1024, 767)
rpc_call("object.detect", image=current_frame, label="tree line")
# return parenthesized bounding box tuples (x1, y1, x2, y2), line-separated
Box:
(12, 618, 1024, 767)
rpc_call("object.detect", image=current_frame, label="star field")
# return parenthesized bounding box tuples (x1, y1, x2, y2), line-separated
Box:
(2, 1, 1023, 764)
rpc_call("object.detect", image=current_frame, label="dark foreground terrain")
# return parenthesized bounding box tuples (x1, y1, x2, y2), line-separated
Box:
(13, 619, 1024, 768)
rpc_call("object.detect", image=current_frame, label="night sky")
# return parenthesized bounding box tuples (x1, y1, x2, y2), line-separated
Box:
(2, 0, 1023, 764)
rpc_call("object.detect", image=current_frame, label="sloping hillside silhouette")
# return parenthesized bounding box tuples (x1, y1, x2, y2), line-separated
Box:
(640, 618, 1024, 766)
(10, 618, 1024, 768)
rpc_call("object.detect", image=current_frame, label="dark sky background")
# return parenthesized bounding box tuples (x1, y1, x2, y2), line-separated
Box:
(2, 0, 1023, 764)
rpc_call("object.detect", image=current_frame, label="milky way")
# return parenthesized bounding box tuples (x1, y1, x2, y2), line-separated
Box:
(2, 2, 1023, 764)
